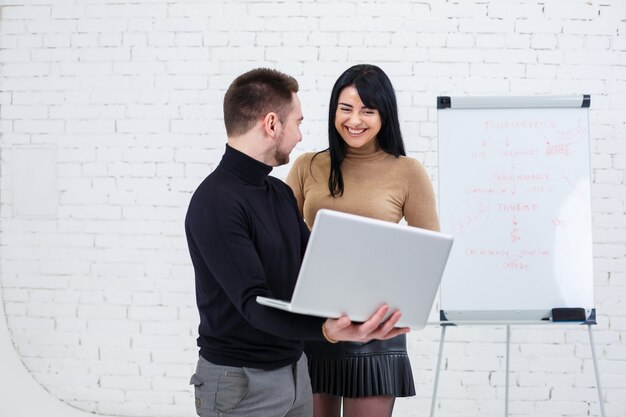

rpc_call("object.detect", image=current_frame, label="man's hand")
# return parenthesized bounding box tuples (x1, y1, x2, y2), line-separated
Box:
(323, 305, 410, 343)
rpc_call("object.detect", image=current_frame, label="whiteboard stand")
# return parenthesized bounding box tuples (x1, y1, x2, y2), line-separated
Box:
(428, 310, 606, 417)
(434, 95, 601, 416)
(588, 322, 607, 417)
(505, 324, 511, 417)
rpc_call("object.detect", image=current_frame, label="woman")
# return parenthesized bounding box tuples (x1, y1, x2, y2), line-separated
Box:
(285, 64, 440, 417)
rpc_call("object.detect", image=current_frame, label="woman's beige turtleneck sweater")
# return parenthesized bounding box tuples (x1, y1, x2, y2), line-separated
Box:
(285, 140, 440, 232)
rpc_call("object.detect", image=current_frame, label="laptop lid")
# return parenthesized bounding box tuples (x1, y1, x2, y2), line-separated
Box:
(258, 209, 453, 329)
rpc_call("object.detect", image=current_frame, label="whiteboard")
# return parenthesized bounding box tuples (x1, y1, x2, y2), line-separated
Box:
(437, 96, 594, 322)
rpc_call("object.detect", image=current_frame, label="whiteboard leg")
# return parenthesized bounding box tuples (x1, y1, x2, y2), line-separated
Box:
(588, 325, 606, 417)
(430, 326, 447, 417)
(505, 325, 511, 417)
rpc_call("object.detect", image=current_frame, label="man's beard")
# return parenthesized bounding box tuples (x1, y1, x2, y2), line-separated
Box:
(273, 133, 290, 166)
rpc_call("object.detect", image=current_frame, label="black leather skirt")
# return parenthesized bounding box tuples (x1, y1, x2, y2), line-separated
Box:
(304, 334, 415, 398)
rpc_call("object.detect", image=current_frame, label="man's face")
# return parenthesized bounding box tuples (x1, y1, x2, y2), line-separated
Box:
(273, 93, 303, 166)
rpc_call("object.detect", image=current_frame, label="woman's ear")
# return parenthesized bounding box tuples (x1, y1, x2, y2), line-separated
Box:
(263, 112, 279, 137)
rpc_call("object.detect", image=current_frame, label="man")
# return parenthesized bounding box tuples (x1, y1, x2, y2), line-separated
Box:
(185, 68, 408, 417)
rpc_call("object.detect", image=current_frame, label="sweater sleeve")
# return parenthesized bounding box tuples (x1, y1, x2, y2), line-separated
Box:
(188, 186, 325, 342)
(285, 153, 307, 216)
(404, 159, 441, 232)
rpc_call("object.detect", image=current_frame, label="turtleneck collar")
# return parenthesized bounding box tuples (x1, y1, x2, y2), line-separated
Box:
(219, 144, 273, 186)
(344, 139, 387, 163)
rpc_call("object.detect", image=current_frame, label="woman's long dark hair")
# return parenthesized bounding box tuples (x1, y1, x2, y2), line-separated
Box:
(323, 64, 406, 197)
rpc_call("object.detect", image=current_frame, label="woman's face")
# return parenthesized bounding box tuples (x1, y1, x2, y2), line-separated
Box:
(334, 85, 382, 150)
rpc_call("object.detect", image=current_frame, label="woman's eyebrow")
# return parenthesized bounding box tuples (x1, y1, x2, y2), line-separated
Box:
(338, 102, 375, 110)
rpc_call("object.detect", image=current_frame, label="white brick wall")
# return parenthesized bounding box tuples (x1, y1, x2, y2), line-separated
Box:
(1, 1, 625, 416)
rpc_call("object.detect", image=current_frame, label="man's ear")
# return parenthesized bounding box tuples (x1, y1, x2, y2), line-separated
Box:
(263, 112, 279, 137)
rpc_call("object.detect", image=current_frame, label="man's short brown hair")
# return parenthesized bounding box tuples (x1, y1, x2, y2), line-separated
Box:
(223, 68, 299, 137)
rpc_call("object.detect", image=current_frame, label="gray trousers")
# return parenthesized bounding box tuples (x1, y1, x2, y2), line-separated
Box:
(190, 355, 313, 417)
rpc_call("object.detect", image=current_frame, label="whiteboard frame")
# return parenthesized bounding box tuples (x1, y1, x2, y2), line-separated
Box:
(437, 95, 595, 324)
(437, 95, 590, 109)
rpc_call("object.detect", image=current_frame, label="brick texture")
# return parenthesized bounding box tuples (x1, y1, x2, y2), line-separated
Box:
(1, 1, 624, 416)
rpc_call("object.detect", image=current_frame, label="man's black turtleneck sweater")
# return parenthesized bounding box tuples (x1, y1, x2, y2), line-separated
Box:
(185, 144, 325, 370)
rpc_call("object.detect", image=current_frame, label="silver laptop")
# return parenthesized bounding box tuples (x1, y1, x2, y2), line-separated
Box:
(256, 209, 454, 329)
